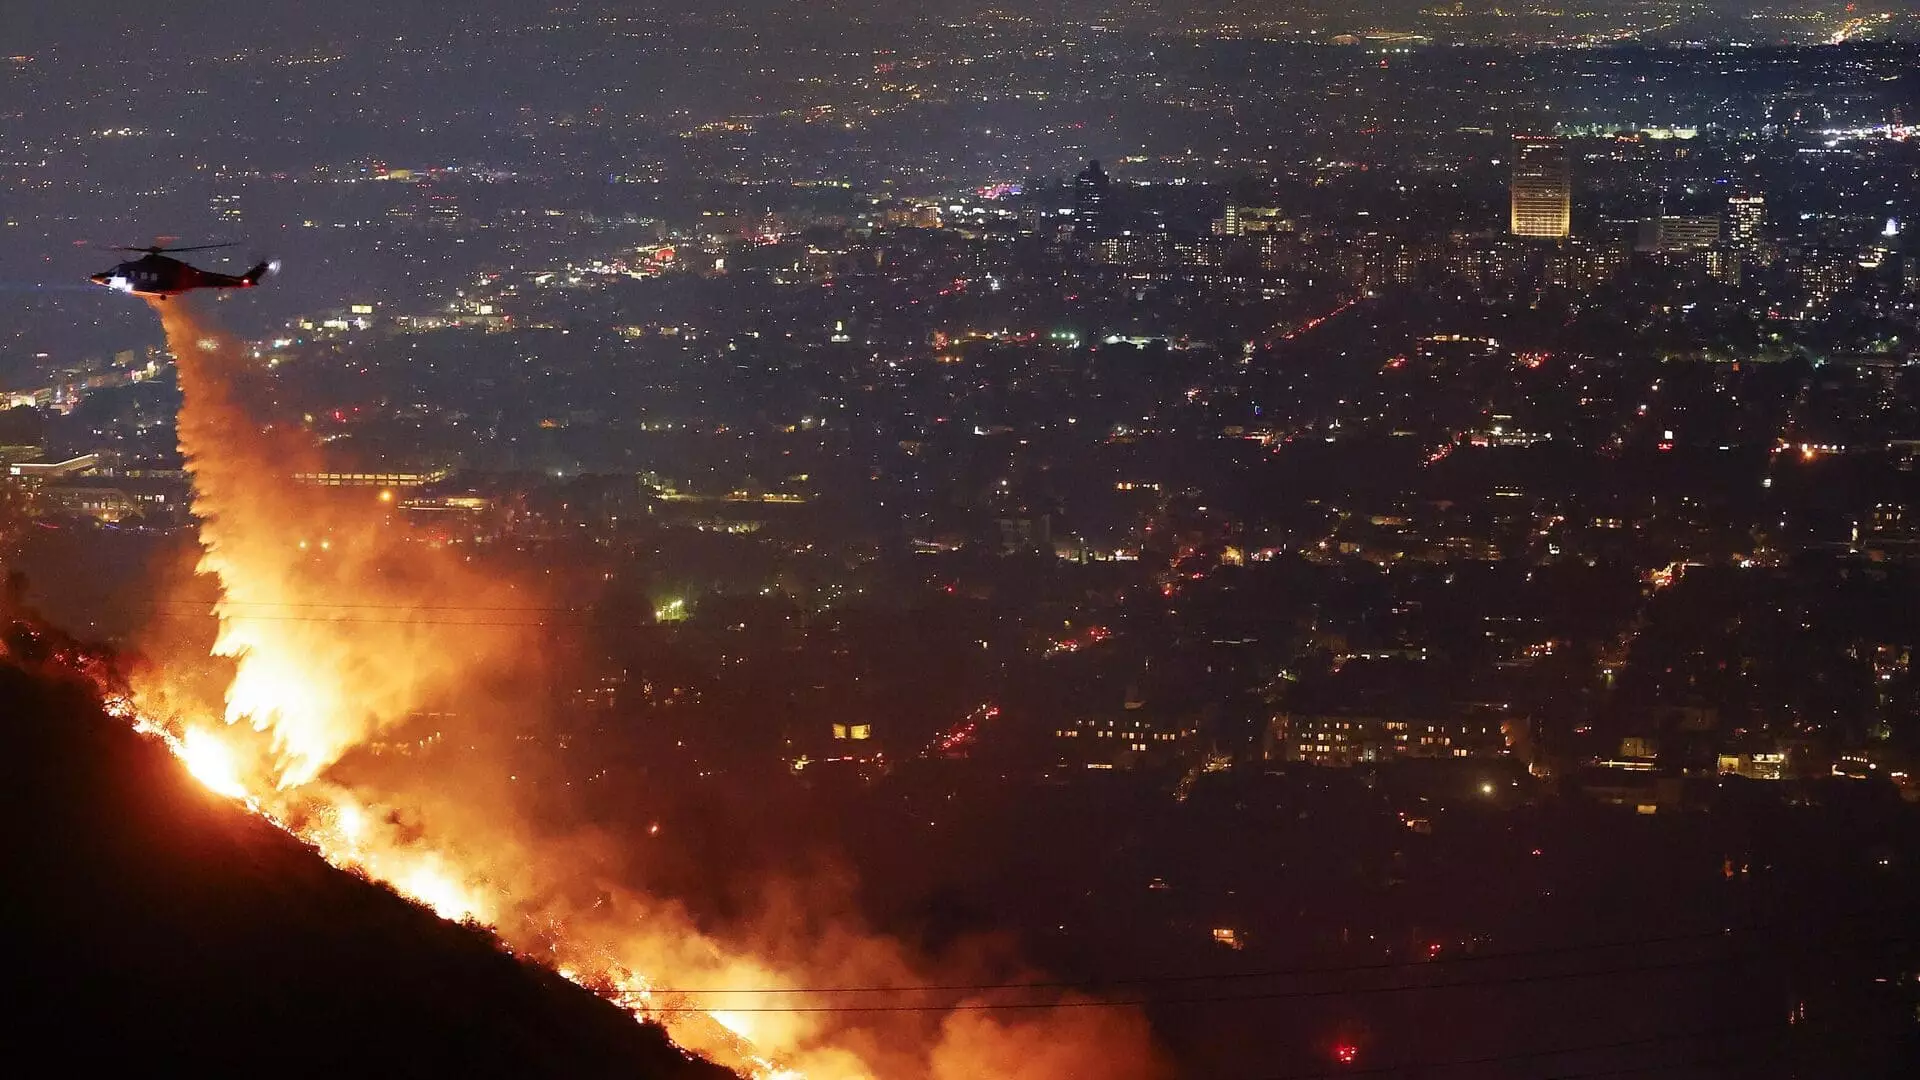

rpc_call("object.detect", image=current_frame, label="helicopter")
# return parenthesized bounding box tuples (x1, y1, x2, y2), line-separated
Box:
(90, 243, 275, 300)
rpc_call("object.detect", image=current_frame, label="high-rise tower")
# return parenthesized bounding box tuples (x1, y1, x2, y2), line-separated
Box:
(1728, 192, 1765, 247)
(1510, 137, 1571, 240)
(1074, 160, 1111, 237)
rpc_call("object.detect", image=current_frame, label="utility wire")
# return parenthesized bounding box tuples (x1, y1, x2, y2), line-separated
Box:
(44, 594, 679, 627)
(619, 937, 1910, 1012)
(102, 609, 585, 628)
(613, 907, 1918, 996)
(65, 593, 584, 613)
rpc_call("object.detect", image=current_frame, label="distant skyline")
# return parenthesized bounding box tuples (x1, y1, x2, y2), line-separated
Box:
(6, 2, 1914, 55)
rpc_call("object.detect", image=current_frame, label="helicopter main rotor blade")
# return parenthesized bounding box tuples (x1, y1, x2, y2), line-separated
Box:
(108, 242, 237, 254)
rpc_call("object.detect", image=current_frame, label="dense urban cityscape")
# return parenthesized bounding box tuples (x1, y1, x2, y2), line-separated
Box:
(3, 3, 1918, 1078)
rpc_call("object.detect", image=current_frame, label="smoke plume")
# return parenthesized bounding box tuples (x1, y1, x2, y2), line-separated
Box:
(155, 298, 543, 786)
(140, 298, 1166, 1080)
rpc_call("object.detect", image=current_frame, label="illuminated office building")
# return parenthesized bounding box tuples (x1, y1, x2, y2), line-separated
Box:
(1638, 215, 1721, 252)
(1510, 137, 1571, 240)
(1728, 192, 1765, 247)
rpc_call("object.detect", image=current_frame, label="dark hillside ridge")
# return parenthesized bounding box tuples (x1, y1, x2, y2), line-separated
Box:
(0, 655, 735, 1080)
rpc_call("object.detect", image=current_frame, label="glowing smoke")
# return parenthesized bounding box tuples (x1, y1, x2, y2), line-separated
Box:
(156, 297, 548, 786)
(141, 298, 1166, 1080)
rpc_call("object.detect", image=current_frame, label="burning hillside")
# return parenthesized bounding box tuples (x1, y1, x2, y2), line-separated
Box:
(0, 625, 731, 1080)
(65, 299, 1166, 1079)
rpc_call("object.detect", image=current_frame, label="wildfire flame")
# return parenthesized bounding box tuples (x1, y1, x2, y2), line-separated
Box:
(178, 726, 248, 800)
(116, 299, 1162, 1080)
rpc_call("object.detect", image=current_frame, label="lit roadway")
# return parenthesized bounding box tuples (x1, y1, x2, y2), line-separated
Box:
(1252, 294, 1364, 350)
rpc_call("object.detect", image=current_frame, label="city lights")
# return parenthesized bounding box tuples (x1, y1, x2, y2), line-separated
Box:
(5, 8, 1917, 1080)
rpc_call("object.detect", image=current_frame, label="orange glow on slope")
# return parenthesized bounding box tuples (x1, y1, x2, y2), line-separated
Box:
(710, 1010, 758, 1042)
(179, 726, 249, 800)
(391, 857, 489, 923)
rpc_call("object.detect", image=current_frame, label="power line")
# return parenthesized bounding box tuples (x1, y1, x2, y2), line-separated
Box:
(111, 609, 582, 628)
(67, 593, 584, 613)
(50, 598, 595, 628)
(46, 594, 677, 628)
(615, 908, 1919, 996)
(617, 939, 1909, 1013)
